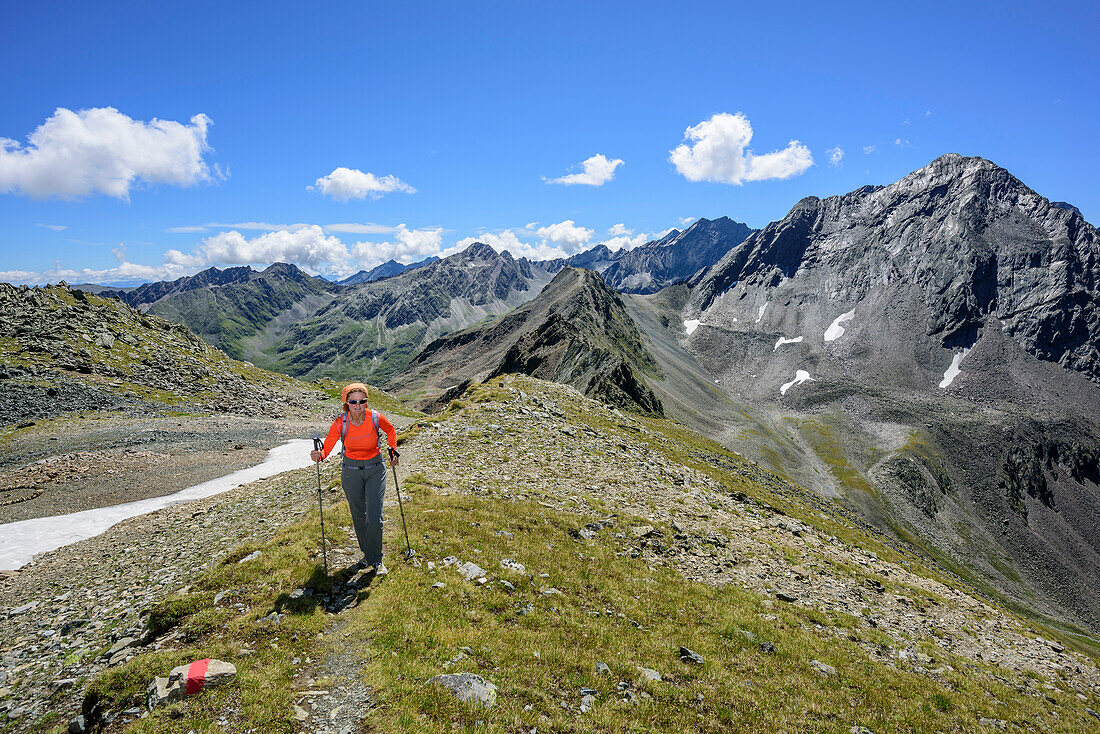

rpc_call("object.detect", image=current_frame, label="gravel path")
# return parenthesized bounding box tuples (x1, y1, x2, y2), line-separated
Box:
(0, 410, 418, 731)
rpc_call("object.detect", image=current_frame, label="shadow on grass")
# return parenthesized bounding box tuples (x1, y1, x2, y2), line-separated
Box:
(273, 562, 377, 616)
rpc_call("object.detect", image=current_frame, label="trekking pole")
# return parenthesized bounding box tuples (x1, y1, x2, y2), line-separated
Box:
(389, 448, 413, 559)
(312, 437, 329, 576)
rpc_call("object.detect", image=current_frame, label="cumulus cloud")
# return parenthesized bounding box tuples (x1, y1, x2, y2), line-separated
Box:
(546, 154, 624, 186)
(196, 226, 350, 268)
(535, 220, 594, 252)
(0, 107, 215, 200)
(608, 223, 632, 237)
(828, 146, 844, 167)
(352, 225, 444, 268)
(669, 112, 813, 184)
(311, 167, 416, 201)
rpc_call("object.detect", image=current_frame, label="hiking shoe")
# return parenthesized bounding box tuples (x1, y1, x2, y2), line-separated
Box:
(374, 562, 388, 576)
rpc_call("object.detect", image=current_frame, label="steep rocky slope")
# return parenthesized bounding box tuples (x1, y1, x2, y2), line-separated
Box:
(660, 155, 1100, 634)
(392, 268, 664, 415)
(547, 216, 755, 294)
(0, 282, 323, 421)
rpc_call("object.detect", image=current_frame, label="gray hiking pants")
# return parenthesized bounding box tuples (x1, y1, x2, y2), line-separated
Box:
(341, 456, 386, 565)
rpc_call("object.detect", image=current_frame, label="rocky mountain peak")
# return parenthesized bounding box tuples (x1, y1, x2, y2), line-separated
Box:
(257, 261, 320, 285)
(458, 241, 499, 262)
(689, 155, 1100, 380)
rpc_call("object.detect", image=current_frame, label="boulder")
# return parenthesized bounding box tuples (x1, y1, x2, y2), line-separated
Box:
(427, 673, 497, 708)
(147, 659, 237, 709)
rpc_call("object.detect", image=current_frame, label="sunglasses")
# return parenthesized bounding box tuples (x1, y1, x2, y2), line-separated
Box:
(346, 399, 368, 405)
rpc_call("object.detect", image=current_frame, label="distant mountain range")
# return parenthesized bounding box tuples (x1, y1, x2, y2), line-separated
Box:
(337, 256, 440, 285)
(546, 216, 755, 294)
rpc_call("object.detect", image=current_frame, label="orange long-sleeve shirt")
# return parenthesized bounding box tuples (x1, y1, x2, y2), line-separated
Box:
(320, 411, 397, 460)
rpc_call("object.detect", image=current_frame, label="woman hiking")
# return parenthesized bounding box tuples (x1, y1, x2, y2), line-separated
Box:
(310, 382, 399, 575)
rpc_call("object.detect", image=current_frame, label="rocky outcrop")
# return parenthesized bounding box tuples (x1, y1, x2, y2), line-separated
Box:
(0, 282, 322, 423)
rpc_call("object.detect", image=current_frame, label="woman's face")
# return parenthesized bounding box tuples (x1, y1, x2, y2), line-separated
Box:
(346, 390, 368, 418)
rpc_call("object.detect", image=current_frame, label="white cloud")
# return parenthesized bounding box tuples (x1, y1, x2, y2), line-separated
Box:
(679, 217, 697, 226)
(324, 222, 400, 235)
(0, 260, 197, 286)
(535, 220, 593, 252)
(863, 144, 877, 155)
(828, 146, 844, 167)
(165, 225, 208, 233)
(546, 154, 624, 186)
(37, 223, 67, 231)
(352, 225, 444, 268)
(924, 109, 932, 117)
(199, 226, 350, 268)
(204, 221, 308, 231)
(608, 223, 632, 237)
(601, 232, 649, 252)
(895, 138, 910, 147)
(0, 107, 215, 200)
(311, 167, 416, 201)
(669, 112, 813, 184)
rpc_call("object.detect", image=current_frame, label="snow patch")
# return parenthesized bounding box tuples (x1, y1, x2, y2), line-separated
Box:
(756, 302, 768, 323)
(0, 440, 315, 570)
(774, 336, 804, 351)
(938, 348, 971, 388)
(684, 319, 701, 335)
(824, 309, 855, 341)
(780, 370, 813, 395)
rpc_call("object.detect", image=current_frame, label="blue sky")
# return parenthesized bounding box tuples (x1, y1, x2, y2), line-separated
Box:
(1, 0, 1097, 285)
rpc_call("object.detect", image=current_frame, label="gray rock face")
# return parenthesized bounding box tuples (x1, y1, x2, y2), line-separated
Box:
(688, 154, 1100, 382)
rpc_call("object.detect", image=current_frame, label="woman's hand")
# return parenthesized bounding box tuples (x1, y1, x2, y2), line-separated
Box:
(388, 448, 400, 468)
(310, 450, 323, 463)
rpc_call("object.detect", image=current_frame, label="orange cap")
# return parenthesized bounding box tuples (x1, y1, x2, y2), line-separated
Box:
(341, 382, 369, 410)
